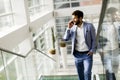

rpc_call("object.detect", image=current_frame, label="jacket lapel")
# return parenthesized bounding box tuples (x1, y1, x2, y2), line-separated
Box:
(83, 22, 87, 39)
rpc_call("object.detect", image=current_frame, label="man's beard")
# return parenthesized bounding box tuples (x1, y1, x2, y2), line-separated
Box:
(75, 20, 80, 25)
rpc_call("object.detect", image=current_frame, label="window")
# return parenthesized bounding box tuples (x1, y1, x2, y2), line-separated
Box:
(0, 0, 14, 30)
(71, 2, 80, 7)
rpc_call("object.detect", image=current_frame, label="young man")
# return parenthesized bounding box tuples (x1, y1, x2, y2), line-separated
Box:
(63, 10, 96, 80)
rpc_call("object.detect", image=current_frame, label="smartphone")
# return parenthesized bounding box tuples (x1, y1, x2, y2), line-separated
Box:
(71, 21, 74, 24)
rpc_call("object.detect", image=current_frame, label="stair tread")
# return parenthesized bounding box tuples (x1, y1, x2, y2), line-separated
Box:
(40, 75, 78, 80)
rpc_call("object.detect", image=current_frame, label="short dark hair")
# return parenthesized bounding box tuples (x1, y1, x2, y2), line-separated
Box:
(72, 10, 84, 18)
(106, 7, 118, 14)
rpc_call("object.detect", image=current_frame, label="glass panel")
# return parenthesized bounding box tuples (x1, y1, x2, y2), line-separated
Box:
(54, 0, 69, 3)
(108, 0, 119, 3)
(2, 52, 17, 80)
(71, 2, 80, 7)
(2, 51, 14, 62)
(71, 0, 80, 1)
(1, 51, 27, 80)
(15, 57, 26, 80)
(0, 70, 6, 80)
(0, 0, 12, 14)
(97, 0, 120, 80)
(80, 0, 102, 6)
(0, 48, 57, 80)
(6, 61, 17, 80)
(0, 53, 3, 67)
(33, 23, 55, 53)
(0, 0, 13, 29)
(28, 0, 44, 16)
(28, 0, 40, 7)
(0, 15, 14, 29)
(55, 16, 71, 38)
(33, 50, 56, 76)
(0, 53, 6, 80)
(35, 33, 46, 51)
(54, 0, 102, 9)
(22, 49, 57, 80)
(28, 0, 52, 18)
(54, 3, 70, 9)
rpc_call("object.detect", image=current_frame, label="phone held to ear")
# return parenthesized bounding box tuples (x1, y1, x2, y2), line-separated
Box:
(68, 20, 74, 28)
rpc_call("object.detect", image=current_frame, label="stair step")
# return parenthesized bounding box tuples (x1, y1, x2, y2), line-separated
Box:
(40, 75, 78, 80)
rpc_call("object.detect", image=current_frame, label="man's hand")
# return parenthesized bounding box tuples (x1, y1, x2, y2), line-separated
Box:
(87, 52, 93, 56)
(68, 20, 74, 28)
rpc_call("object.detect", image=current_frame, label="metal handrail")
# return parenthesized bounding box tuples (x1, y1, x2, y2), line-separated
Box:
(0, 47, 28, 58)
(0, 47, 56, 62)
(35, 48, 56, 62)
(0, 12, 14, 17)
(96, 0, 108, 46)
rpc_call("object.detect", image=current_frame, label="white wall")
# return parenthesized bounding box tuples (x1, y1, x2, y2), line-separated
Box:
(0, 25, 31, 50)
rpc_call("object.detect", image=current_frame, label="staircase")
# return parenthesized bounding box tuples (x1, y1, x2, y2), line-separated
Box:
(39, 53, 114, 80)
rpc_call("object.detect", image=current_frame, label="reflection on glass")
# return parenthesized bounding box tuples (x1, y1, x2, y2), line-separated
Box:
(35, 34, 46, 51)
(54, 3, 70, 9)
(54, 0, 102, 9)
(0, 70, 6, 80)
(80, 0, 102, 6)
(21, 49, 57, 78)
(0, 53, 3, 67)
(0, 53, 6, 80)
(97, 5, 120, 80)
(54, 0, 69, 3)
(2, 51, 14, 63)
(0, 0, 13, 29)
(0, 15, 13, 29)
(71, 0, 79, 1)
(0, 0, 12, 14)
(71, 2, 80, 7)
(6, 61, 17, 80)
(2, 52, 17, 80)
(28, 0, 52, 17)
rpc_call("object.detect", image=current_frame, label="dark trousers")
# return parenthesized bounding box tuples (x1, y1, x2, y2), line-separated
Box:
(106, 70, 116, 80)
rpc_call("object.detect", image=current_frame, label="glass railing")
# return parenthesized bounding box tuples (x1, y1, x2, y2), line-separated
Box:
(96, 0, 120, 80)
(0, 48, 57, 80)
